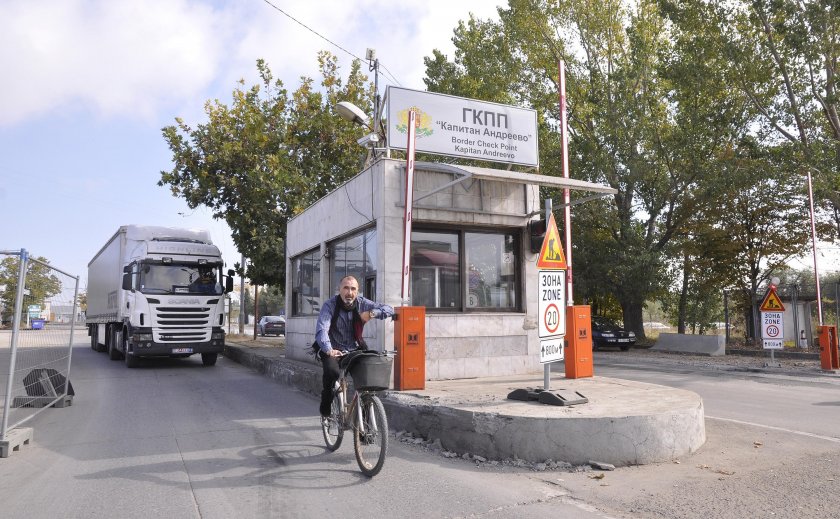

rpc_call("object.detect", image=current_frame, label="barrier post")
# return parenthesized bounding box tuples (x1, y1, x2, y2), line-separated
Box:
(564, 305, 593, 379)
(393, 306, 425, 390)
(818, 325, 839, 371)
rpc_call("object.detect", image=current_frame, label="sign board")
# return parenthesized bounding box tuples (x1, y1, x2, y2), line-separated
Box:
(538, 270, 566, 338)
(386, 86, 539, 167)
(540, 337, 564, 364)
(27, 304, 41, 318)
(536, 213, 567, 270)
(759, 288, 785, 312)
(761, 311, 784, 350)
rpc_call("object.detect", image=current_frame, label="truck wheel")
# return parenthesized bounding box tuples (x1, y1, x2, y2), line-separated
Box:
(90, 329, 98, 351)
(109, 328, 124, 360)
(125, 351, 140, 368)
(201, 353, 218, 366)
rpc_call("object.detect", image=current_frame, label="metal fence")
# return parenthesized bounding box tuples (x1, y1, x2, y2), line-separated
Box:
(723, 282, 840, 347)
(1, 249, 79, 457)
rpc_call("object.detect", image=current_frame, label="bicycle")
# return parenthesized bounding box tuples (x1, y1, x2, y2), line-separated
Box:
(321, 349, 395, 477)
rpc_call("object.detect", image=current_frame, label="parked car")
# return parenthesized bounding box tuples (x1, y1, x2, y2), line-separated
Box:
(257, 315, 285, 336)
(591, 317, 636, 351)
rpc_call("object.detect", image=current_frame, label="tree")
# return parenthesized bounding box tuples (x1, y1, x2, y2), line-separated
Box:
(160, 53, 373, 285)
(667, 0, 839, 236)
(257, 285, 285, 317)
(424, 0, 735, 338)
(0, 256, 62, 324)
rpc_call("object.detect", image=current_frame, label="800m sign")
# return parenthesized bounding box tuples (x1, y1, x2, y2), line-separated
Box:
(538, 270, 566, 338)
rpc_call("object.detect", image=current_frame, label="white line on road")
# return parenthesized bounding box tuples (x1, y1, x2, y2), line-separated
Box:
(707, 415, 840, 444)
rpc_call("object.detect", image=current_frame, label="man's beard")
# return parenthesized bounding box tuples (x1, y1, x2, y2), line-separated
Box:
(341, 297, 356, 310)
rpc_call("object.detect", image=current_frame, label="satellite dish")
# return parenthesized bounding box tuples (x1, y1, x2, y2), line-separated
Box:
(336, 101, 370, 127)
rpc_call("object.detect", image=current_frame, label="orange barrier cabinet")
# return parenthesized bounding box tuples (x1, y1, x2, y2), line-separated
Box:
(565, 305, 593, 379)
(394, 306, 426, 390)
(818, 325, 839, 371)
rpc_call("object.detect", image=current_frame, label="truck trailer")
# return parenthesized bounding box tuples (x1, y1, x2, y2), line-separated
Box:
(87, 225, 234, 367)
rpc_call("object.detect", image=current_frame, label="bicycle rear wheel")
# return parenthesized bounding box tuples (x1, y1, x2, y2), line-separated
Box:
(322, 391, 344, 451)
(354, 394, 388, 477)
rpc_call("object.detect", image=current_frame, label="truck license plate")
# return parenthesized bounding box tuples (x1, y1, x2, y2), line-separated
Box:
(618, 339, 630, 343)
(172, 347, 193, 354)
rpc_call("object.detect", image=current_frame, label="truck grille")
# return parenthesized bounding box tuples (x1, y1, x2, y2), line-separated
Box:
(153, 306, 212, 342)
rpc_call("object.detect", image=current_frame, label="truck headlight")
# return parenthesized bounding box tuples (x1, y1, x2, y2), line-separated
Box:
(135, 333, 153, 342)
(212, 331, 224, 340)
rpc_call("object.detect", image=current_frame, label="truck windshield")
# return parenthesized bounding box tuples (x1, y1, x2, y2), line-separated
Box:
(139, 264, 222, 295)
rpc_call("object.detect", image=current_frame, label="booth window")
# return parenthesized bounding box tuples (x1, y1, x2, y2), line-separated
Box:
(330, 228, 377, 299)
(291, 248, 321, 316)
(411, 229, 519, 311)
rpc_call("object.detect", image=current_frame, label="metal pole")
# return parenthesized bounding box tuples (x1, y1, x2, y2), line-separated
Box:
(723, 290, 730, 345)
(792, 284, 800, 349)
(401, 110, 418, 305)
(64, 274, 80, 398)
(835, 281, 839, 330)
(239, 253, 245, 335)
(2, 249, 28, 441)
(805, 168, 823, 324)
(559, 60, 573, 305)
(544, 198, 552, 391)
(253, 285, 259, 339)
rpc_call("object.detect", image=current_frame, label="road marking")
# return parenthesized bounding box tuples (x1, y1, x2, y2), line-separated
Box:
(707, 415, 840, 444)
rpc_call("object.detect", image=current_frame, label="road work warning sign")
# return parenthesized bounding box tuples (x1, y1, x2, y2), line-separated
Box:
(536, 213, 567, 270)
(759, 287, 785, 312)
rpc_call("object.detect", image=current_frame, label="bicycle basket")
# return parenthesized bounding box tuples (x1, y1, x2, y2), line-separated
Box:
(348, 354, 393, 390)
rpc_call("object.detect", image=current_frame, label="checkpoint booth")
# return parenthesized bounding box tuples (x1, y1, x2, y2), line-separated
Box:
(284, 86, 615, 383)
(284, 157, 614, 381)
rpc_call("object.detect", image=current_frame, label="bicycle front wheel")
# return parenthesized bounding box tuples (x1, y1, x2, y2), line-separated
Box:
(354, 394, 388, 477)
(322, 391, 344, 451)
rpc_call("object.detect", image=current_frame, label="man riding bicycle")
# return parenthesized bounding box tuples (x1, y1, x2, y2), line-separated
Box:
(315, 275, 394, 419)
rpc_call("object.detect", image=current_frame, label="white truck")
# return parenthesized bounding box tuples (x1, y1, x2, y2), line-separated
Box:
(87, 225, 234, 368)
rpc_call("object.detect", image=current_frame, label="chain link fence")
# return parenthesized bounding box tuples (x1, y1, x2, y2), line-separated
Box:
(1, 249, 79, 457)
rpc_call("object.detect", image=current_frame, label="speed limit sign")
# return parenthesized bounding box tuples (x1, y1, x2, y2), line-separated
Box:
(538, 270, 566, 338)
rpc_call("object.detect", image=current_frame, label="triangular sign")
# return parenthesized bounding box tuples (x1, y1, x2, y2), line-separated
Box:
(536, 213, 567, 269)
(759, 287, 785, 312)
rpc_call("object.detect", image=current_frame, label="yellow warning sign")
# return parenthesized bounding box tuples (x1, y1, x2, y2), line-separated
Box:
(536, 213, 567, 270)
(759, 287, 785, 312)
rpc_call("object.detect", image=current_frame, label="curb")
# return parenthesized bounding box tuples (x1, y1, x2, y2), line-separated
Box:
(223, 343, 322, 397)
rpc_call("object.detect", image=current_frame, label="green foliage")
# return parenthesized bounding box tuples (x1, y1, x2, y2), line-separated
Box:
(160, 53, 373, 285)
(257, 285, 285, 316)
(0, 256, 62, 323)
(426, 0, 837, 336)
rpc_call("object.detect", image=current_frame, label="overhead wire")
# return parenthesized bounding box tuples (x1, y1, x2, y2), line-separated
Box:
(260, 0, 404, 86)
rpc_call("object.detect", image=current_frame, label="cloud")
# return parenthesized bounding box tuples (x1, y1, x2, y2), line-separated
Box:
(0, 0, 501, 127)
(0, 0, 225, 126)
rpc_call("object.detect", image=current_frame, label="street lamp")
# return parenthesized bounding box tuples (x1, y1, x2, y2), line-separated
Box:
(336, 101, 370, 128)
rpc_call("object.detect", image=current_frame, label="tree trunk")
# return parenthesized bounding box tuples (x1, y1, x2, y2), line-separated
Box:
(622, 300, 647, 341)
(677, 255, 689, 334)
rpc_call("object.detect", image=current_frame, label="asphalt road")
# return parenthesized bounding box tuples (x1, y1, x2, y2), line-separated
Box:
(3, 335, 839, 518)
(540, 350, 840, 518)
(0, 338, 603, 519)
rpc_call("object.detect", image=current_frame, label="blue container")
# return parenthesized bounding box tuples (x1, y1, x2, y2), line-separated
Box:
(31, 319, 45, 330)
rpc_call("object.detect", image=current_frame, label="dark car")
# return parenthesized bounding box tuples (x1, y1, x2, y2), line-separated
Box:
(257, 315, 285, 336)
(591, 317, 636, 351)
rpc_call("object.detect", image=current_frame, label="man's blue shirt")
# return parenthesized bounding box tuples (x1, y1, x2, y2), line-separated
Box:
(315, 296, 394, 353)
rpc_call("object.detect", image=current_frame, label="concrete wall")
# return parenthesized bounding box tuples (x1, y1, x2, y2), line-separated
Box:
(653, 333, 725, 356)
(285, 157, 543, 380)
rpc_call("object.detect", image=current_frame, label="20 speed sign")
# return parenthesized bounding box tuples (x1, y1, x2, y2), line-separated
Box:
(538, 270, 566, 338)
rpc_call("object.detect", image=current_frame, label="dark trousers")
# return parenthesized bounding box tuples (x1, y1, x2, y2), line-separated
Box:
(319, 352, 341, 416)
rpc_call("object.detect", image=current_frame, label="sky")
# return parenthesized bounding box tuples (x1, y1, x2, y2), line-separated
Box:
(0, 0, 502, 289)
